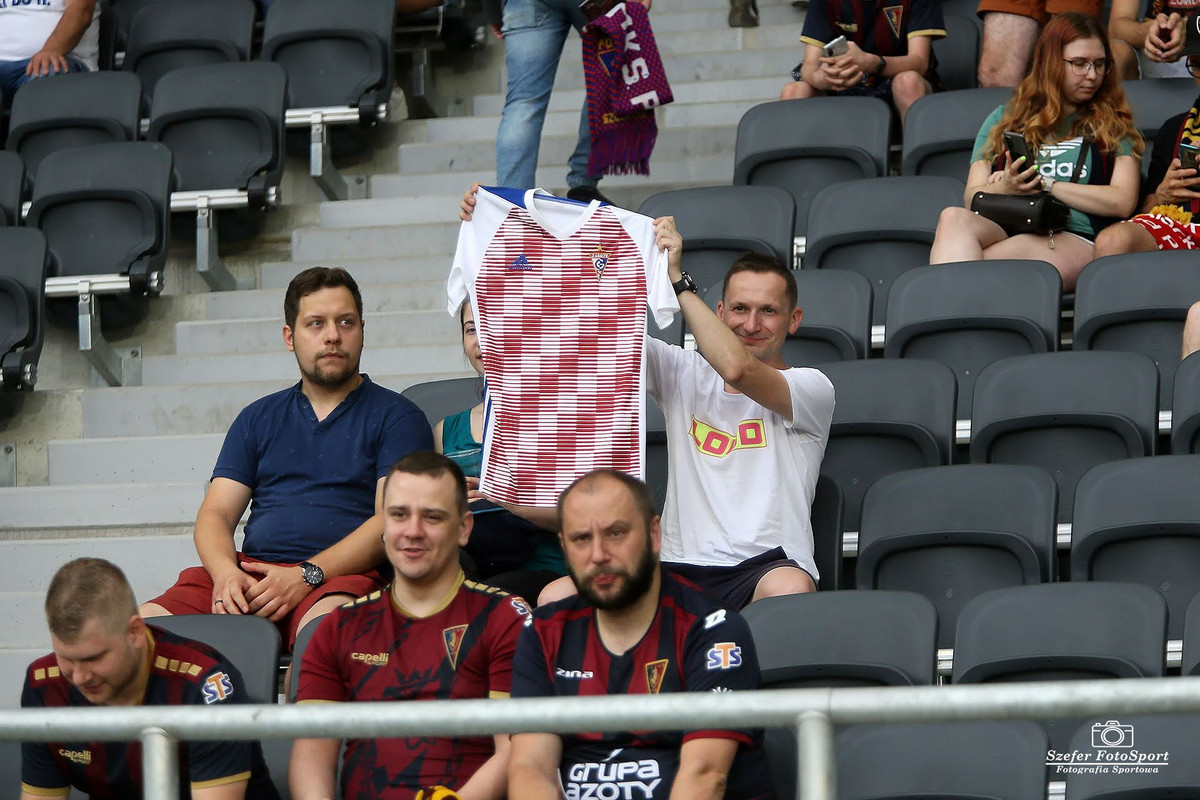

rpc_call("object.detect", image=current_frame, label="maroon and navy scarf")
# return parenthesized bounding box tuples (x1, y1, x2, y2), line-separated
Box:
(580, 2, 674, 178)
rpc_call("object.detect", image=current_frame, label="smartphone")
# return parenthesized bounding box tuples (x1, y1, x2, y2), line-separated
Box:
(823, 35, 849, 57)
(1003, 131, 1032, 165)
(1180, 142, 1200, 171)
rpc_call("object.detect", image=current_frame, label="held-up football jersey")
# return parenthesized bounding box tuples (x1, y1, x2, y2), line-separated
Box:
(447, 187, 678, 507)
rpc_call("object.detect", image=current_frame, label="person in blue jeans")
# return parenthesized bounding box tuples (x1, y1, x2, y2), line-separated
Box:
(494, 0, 651, 203)
(0, 0, 98, 108)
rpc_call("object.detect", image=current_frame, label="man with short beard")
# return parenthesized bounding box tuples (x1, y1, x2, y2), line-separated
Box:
(142, 267, 433, 650)
(508, 470, 774, 800)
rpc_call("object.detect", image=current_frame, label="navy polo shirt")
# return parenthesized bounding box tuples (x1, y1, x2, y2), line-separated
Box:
(213, 375, 433, 563)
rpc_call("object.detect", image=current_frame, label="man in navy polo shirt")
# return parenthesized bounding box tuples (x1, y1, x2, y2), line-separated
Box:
(142, 267, 434, 649)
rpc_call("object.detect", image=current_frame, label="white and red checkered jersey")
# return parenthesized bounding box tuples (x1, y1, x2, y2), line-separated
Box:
(447, 186, 678, 507)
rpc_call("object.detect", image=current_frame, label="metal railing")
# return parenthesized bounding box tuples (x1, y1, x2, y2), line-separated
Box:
(6, 678, 1200, 800)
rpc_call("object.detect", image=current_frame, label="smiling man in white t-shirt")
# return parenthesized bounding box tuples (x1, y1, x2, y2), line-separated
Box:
(0, 0, 98, 107)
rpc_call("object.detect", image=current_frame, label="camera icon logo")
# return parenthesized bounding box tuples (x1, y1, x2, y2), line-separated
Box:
(1092, 720, 1135, 748)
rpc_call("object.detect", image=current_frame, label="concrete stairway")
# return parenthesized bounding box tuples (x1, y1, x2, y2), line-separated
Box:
(0, 0, 806, 705)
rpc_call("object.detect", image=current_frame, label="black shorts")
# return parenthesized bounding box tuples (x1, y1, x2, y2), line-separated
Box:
(664, 547, 808, 611)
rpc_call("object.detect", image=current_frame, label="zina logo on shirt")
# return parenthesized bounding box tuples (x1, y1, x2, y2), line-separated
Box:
(566, 758, 662, 799)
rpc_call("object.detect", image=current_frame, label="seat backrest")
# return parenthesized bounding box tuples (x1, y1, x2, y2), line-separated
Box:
(149, 615, 282, 704)
(0, 151, 24, 227)
(1174, 352, 1200, 454)
(884, 259, 1061, 418)
(837, 721, 1048, 800)
(6, 71, 142, 183)
(261, 0, 396, 110)
(147, 61, 287, 194)
(124, 0, 256, 103)
(804, 176, 966, 318)
(110, 0, 175, 52)
(288, 615, 326, 702)
(969, 351, 1159, 523)
(901, 87, 1011, 179)
(810, 474, 843, 589)
(930, 14, 981, 91)
(1071, 455, 1200, 639)
(1182, 592, 1200, 675)
(1064, 714, 1200, 800)
(858, 464, 1058, 649)
(1074, 251, 1200, 412)
(0, 229, 50, 392)
(732, 97, 890, 238)
(742, 590, 938, 687)
(645, 394, 668, 514)
(1124, 78, 1198, 142)
(400, 376, 482, 427)
(817, 359, 958, 534)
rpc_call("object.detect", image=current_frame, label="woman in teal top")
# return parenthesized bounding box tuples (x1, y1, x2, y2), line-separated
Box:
(929, 13, 1143, 291)
(434, 302, 566, 600)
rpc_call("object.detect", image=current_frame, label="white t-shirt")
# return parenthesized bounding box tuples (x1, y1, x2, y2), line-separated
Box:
(0, 0, 99, 70)
(646, 336, 835, 579)
(447, 186, 678, 507)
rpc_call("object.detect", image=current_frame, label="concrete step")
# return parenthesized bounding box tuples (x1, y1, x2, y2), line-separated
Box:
(176, 310, 460, 355)
(48, 434, 224, 485)
(537, 45, 796, 93)
(319, 194, 467, 227)
(202, 280, 449, 321)
(470, 75, 784, 117)
(79, 372, 470, 438)
(1, 649, 43, 706)
(259, 256, 453, 289)
(0, 483, 207, 531)
(142, 343, 465, 386)
(291, 222, 461, 263)
(0, 534, 198, 594)
(640, 3, 804, 33)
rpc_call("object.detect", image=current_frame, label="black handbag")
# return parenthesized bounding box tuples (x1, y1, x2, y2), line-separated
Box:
(969, 140, 1090, 236)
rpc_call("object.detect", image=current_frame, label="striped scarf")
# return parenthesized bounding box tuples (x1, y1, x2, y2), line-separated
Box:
(580, 2, 674, 177)
(1148, 96, 1200, 223)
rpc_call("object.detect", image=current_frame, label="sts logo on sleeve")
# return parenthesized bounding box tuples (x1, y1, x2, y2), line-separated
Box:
(202, 671, 235, 704)
(705, 642, 742, 671)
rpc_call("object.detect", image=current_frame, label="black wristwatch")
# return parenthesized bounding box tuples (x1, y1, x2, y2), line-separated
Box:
(299, 561, 325, 588)
(672, 271, 698, 296)
(875, 55, 887, 74)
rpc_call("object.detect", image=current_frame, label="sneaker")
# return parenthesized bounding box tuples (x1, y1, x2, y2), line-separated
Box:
(728, 0, 759, 27)
(566, 185, 614, 205)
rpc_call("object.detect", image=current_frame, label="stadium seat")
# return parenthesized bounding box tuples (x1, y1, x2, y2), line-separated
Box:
(0, 229, 50, 409)
(940, 0, 982, 24)
(857, 464, 1058, 649)
(700, 270, 872, 366)
(123, 0, 256, 104)
(0, 151, 24, 226)
(930, 14, 981, 91)
(1182, 592, 1200, 675)
(639, 186, 796, 346)
(1071, 456, 1200, 639)
(1124, 78, 1197, 169)
(400, 376, 481, 426)
(287, 616, 325, 703)
(645, 395, 668, 515)
(804, 176, 966, 318)
(952, 582, 1166, 750)
(149, 614, 282, 705)
(900, 87, 1012, 179)
(884, 259, 1060, 418)
(1074, 251, 1200, 412)
(810, 475, 844, 590)
(5, 71, 142, 184)
(108, 0, 175, 55)
(732, 97, 890, 243)
(969, 351, 1159, 523)
(1064, 714, 1200, 799)
(836, 721, 1048, 800)
(817, 359, 958, 537)
(1174, 353, 1200, 454)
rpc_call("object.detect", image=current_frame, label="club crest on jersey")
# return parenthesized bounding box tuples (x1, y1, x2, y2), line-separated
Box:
(510, 254, 532, 271)
(884, 5, 904, 37)
(706, 643, 742, 671)
(202, 671, 234, 704)
(443, 625, 469, 669)
(644, 659, 670, 694)
(591, 244, 610, 281)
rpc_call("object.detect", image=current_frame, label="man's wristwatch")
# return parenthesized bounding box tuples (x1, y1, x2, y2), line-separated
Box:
(875, 54, 887, 74)
(672, 271, 698, 296)
(299, 561, 325, 588)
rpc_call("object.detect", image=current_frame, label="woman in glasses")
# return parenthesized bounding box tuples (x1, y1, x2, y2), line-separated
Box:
(930, 12, 1143, 291)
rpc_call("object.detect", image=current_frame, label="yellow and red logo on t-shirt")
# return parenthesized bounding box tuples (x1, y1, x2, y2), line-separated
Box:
(689, 417, 767, 458)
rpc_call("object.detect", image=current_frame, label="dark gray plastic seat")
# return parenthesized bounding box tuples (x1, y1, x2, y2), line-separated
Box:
(6, 71, 142, 183)
(639, 186, 796, 346)
(810, 475, 843, 589)
(1064, 714, 1200, 799)
(110, 0, 177, 54)
(400, 376, 481, 426)
(147, 61, 287, 198)
(1182, 592, 1200, 675)
(817, 359, 958, 536)
(901, 87, 1012, 179)
(857, 464, 1058, 649)
(645, 394, 668, 515)
(288, 615, 326, 702)
(953, 582, 1166, 750)
(150, 614, 282, 704)
(931, 14, 981, 91)
(804, 176, 966, 318)
(837, 721, 1048, 800)
(969, 351, 1159, 523)
(1074, 251, 1200, 412)
(0, 230, 49, 415)
(1174, 352, 1200, 454)
(1071, 456, 1200, 639)
(884, 259, 1061, 417)
(0, 151, 24, 226)
(261, 0, 396, 112)
(732, 97, 890, 239)
(1124, 78, 1198, 170)
(123, 0, 256, 104)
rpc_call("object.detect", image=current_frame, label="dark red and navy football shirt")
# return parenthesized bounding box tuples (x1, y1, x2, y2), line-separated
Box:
(297, 573, 531, 799)
(21, 625, 279, 799)
(800, 0, 945, 76)
(511, 569, 774, 800)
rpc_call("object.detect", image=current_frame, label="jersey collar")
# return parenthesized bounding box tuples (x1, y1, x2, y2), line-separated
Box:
(523, 188, 602, 241)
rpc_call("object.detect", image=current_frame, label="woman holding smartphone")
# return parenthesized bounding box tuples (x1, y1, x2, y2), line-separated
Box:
(929, 13, 1143, 291)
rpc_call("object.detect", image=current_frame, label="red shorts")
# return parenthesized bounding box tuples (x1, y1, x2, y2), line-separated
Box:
(1128, 213, 1200, 250)
(148, 554, 385, 648)
(977, 0, 1100, 24)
